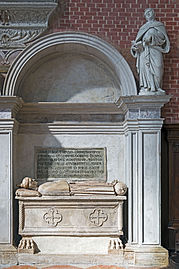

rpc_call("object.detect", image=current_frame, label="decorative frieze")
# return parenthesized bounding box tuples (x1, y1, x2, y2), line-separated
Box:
(0, 109, 11, 119)
(117, 95, 171, 121)
(0, 1, 58, 50)
(0, 0, 58, 68)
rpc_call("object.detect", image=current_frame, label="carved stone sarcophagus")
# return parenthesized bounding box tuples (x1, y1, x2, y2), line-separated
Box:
(16, 180, 127, 254)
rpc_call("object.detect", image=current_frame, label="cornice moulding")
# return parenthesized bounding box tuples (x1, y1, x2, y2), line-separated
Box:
(117, 95, 172, 111)
(0, 0, 58, 50)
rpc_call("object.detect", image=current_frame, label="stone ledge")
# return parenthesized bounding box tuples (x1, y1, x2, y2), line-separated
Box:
(16, 251, 169, 268)
(1, 264, 171, 269)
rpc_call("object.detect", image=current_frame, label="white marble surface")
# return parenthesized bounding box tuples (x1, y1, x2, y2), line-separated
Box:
(0, 133, 11, 243)
(20, 53, 120, 103)
(143, 132, 159, 244)
(3, 32, 137, 97)
(34, 236, 110, 254)
(0, 29, 171, 266)
(131, 8, 170, 95)
(14, 134, 125, 186)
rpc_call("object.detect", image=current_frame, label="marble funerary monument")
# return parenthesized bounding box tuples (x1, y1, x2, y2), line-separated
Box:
(0, 3, 170, 267)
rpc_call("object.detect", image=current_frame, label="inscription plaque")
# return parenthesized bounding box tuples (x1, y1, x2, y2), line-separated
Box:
(35, 148, 106, 181)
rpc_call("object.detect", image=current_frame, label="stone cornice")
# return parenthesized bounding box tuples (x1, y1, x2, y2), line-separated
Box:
(17, 119, 164, 135)
(116, 95, 171, 120)
(0, 118, 19, 133)
(0, 0, 58, 50)
(117, 95, 171, 110)
(19, 102, 121, 114)
(15, 102, 124, 123)
(0, 0, 58, 69)
(0, 96, 24, 118)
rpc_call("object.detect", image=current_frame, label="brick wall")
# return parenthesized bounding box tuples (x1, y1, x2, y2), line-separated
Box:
(48, 0, 179, 123)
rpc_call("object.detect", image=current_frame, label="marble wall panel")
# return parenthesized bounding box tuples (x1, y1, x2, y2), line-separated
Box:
(0, 199, 10, 243)
(0, 133, 11, 243)
(0, 133, 10, 199)
(19, 54, 120, 103)
(14, 134, 125, 186)
(142, 132, 159, 244)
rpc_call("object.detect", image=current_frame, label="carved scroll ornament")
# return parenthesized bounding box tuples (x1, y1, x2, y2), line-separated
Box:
(0, 0, 58, 66)
(0, 1, 58, 50)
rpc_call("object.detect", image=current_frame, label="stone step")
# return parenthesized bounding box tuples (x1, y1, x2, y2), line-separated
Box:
(1, 265, 171, 269)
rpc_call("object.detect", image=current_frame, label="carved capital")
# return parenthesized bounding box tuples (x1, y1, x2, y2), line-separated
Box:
(117, 95, 171, 121)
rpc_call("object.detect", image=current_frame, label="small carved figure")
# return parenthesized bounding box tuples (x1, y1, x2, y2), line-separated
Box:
(131, 8, 170, 95)
(17, 177, 38, 190)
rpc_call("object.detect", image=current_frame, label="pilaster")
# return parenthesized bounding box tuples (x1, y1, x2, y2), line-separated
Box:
(0, 96, 23, 264)
(117, 95, 170, 266)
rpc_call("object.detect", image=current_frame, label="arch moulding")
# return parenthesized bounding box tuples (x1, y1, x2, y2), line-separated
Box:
(2, 32, 137, 98)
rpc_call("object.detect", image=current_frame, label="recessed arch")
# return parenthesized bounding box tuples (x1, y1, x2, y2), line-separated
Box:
(2, 32, 137, 100)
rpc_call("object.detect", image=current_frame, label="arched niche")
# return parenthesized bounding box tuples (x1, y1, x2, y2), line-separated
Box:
(2, 32, 137, 102)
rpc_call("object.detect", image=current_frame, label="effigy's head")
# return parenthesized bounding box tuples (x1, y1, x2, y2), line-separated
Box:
(18, 177, 38, 190)
(144, 8, 155, 21)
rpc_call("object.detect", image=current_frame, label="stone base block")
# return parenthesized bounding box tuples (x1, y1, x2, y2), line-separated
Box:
(30, 237, 168, 267)
(17, 246, 168, 267)
(17, 253, 130, 267)
(0, 244, 17, 266)
(126, 245, 169, 267)
(0, 244, 169, 267)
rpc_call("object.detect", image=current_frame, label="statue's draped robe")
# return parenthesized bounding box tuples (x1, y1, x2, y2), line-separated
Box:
(131, 21, 170, 91)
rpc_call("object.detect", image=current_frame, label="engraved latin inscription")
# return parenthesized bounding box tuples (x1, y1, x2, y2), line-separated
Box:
(36, 148, 106, 180)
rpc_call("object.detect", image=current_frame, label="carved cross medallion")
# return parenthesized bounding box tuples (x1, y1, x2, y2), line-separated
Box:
(89, 208, 108, 226)
(43, 208, 62, 227)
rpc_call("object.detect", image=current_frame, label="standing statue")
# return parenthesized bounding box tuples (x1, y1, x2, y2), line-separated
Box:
(131, 8, 170, 95)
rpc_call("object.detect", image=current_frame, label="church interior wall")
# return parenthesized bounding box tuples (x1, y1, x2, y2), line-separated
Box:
(0, 0, 178, 267)
(47, 0, 178, 123)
